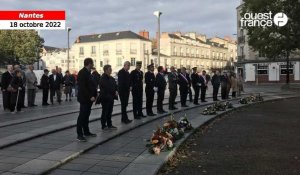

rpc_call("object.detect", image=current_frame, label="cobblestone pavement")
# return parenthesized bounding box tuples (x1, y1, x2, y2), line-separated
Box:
(159, 98, 300, 175)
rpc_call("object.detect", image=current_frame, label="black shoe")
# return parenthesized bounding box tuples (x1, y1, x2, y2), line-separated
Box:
(22, 106, 27, 108)
(84, 133, 97, 137)
(169, 107, 176, 110)
(108, 125, 118, 130)
(102, 126, 109, 131)
(140, 115, 147, 118)
(122, 119, 133, 124)
(65, 99, 68, 101)
(77, 136, 87, 142)
(201, 100, 208, 102)
(69, 99, 72, 101)
(174, 102, 178, 104)
(147, 113, 156, 116)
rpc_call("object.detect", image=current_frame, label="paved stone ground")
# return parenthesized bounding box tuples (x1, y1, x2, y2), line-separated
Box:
(158, 98, 300, 175)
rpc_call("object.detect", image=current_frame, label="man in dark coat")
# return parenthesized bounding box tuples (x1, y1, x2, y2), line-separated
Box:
(220, 72, 229, 100)
(76, 58, 97, 142)
(10, 70, 23, 113)
(199, 70, 208, 102)
(40, 69, 50, 106)
(130, 61, 145, 119)
(156, 66, 167, 114)
(13, 64, 26, 108)
(117, 61, 133, 123)
(99, 65, 118, 130)
(1, 65, 13, 111)
(49, 69, 63, 104)
(211, 70, 221, 101)
(191, 67, 201, 105)
(178, 67, 190, 107)
(168, 66, 178, 110)
(145, 64, 156, 116)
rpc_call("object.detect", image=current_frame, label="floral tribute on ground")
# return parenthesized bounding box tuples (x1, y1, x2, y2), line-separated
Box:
(202, 101, 234, 115)
(240, 94, 264, 104)
(146, 115, 193, 155)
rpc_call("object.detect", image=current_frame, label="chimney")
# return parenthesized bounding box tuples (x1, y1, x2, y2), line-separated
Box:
(76, 37, 81, 43)
(139, 30, 149, 39)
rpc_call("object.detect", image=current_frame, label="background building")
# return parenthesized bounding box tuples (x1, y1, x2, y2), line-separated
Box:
(236, 2, 300, 83)
(71, 30, 151, 74)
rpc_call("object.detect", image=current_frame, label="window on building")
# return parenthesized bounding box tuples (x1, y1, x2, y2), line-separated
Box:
(164, 59, 168, 67)
(91, 46, 96, 55)
(100, 61, 103, 67)
(79, 47, 84, 56)
(131, 58, 136, 66)
(103, 44, 109, 56)
(257, 64, 268, 75)
(117, 57, 122, 66)
(180, 47, 183, 56)
(130, 43, 137, 54)
(186, 48, 189, 56)
(116, 43, 122, 55)
(280, 64, 294, 75)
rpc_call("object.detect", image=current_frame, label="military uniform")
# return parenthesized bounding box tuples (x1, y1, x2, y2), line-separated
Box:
(145, 65, 156, 116)
(130, 61, 144, 119)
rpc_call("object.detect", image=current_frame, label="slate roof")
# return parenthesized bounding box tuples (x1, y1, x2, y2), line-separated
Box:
(76, 31, 150, 43)
(168, 34, 182, 40)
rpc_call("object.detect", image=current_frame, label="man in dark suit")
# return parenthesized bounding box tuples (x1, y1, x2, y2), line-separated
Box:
(211, 70, 221, 101)
(118, 61, 132, 124)
(13, 64, 26, 108)
(145, 64, 156, 116)
(99, 64, 118, 130)
(130, 61, 145, 119)
(1, 65, 13, 111)
(76, 58, 97, 142)
(191, 67, 201, 105)
(178, 67, 190, 107)
(49, 69, 63, 104)
(156, 66, 167, 114)
(168, 66, 178, 110)
(199, 70, 208, 102)
(40, 69, 50, 106)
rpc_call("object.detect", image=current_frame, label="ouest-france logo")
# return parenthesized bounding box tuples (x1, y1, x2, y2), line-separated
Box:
(240, 12, 288, 27)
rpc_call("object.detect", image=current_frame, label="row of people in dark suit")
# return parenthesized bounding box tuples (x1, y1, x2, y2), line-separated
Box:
(40, 69, 76, 105)
(1, 65, 27, 113)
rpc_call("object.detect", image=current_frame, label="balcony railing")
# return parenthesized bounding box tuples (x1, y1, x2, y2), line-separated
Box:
(237, 55, 245, 62)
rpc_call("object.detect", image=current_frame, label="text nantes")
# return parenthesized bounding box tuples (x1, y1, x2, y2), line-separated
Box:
(19, 13, 44, 19)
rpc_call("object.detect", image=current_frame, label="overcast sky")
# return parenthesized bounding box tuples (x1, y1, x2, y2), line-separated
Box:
(2, 0, 241, 48)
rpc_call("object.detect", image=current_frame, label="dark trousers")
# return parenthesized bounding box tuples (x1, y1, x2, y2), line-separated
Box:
(27, 89, 36, 106)
(232, 91, 236, 98)
(101, 100, 114, 128)
(213, 85, 220, 100)
(132, 89, 143, 116)
(10, 91, 21, 112)
(77, 102, 92, 137)
(42, 88, 49, 105)
(201, 87, 207, 101)
(221, 86, 227, 99)
(193, 86, 200, 104)
(169, 89, 177, 108)
(180, 89, 188, 106)
(20, 88, 25, 107)
(2, 90, 11, 110)
(157, 90, 165, 112)
(188, 87, 193, 102)
(146, 89, 154, 114)
(119, 91, 129, 120)
(50, 88, 62, 104)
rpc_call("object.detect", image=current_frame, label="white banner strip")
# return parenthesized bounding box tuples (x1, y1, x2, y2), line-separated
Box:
(0, 20, 65, 30)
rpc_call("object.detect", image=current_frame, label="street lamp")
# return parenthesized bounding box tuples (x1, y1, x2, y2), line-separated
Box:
(153, 11, 162, 67)
(67, 27, 72, 71)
